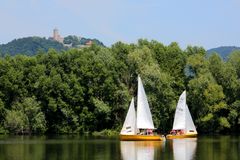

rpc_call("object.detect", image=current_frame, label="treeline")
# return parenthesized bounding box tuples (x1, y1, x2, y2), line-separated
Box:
(64, 35, 105, 47)
(0, 40, 239, 134)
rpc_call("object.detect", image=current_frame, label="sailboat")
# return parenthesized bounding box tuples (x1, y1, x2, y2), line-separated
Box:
(166, 91, 197, 139)
(120, 76, 164, 141)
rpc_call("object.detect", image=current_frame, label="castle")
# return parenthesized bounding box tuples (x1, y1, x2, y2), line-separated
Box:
(49, 28, 93, 47)
(52, 28, 64, 43)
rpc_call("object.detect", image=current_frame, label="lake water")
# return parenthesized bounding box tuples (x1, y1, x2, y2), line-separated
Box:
(0, 135, 239, 160)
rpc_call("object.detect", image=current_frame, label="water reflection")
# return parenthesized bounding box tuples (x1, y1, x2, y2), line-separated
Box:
(0, 135, 239, 160)
(196, 136, 240, 160)
(0, 135, 120, 160)
(172, 138, 197, 160)
(120, 141, 165, 160)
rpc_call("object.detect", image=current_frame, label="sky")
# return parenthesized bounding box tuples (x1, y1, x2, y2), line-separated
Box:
(0, 0, 240, 49)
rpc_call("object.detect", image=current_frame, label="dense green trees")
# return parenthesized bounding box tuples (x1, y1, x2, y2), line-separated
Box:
(0, 40, 239, 134)
(63, 35, 105, 47)
(4, 97, 46, 134)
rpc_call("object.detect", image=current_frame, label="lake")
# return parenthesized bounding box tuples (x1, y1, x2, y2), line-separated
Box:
(0, 135, 239, 160)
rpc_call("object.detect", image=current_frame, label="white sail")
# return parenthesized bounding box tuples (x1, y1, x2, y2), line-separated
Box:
(137, 76, 155, 129)
(172, 91, 197, 133)
(121, 98, 137, 135)
(185, 104, 197, 133)
(172, 91, 186, 130)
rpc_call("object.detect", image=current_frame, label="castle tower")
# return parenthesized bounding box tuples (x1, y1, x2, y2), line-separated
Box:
(53, 28, 59, 40)
(52, 28, 63, 43)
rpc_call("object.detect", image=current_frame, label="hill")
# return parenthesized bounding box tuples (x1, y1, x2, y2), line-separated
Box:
(0, 37, 66, 56)
(0, 36, 104, 56)
(207, 46, 240, 60)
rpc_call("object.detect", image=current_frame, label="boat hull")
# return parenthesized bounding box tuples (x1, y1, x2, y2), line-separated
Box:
(120, 134, 164, 141)
(166, 133, 197, 139)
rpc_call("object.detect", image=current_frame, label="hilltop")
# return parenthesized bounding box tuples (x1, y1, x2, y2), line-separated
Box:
(0, 33, 104, 56)
(207, 46, 240, 60)
(0, 37, 65, 56)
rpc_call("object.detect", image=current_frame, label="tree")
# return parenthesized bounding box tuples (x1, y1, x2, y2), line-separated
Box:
(4, 97, 46, 134)
(187, 52, 231, 133)
(208, 53, 238, 103)
(4, 110, 28, 134)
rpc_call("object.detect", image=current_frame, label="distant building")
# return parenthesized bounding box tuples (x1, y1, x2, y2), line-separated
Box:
(63, 43, 72, 48)
(86, 40, 93, 46)
(49, 28, 97, 48)
(52, 28, 64, 43)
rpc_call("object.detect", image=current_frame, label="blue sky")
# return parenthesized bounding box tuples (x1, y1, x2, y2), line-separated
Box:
(1, 0, 240, 49)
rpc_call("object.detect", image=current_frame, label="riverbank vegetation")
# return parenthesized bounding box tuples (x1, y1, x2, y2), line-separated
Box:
(0, 39, 239, 134)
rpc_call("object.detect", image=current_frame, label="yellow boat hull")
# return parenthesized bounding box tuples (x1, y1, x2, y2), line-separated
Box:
(166, 133, 197, 139)
(120, 134, 164, 141)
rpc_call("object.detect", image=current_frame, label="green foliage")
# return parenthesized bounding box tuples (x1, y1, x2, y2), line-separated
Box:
(92, 129, 119, 137)
(63, 35, 104, 47)
(0, 40, 239, 134)
(0, 37, 65, 56)
(79, 107, 95, 133)
(4, 110, 28, 134)
(63, 36, 80, 47)
(4, 97, 46, 134)
(21, 97, 47, 133)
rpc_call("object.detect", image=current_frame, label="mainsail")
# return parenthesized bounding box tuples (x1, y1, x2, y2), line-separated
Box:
(121, 98, 137, 135)
(137, 76, 155, 129)
(172, 91, 187, 130)
(172, 91, 197, 133)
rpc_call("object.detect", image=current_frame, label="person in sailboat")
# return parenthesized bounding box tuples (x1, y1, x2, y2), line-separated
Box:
(170, 129, 184, 135)
(147, 129, 153, 135)
(138, 129, 144, 135)
(170, 130, 176, 135)
(166, 91, 198, 139)
(120, 76, 165, 141)
(138, 129, 154, 135)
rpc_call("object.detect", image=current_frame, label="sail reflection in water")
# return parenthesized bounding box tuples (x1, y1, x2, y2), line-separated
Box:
(120, 141, 164, 160)
(172, 138, 197, 160)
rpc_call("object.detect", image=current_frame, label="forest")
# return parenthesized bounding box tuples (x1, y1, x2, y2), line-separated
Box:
(0, 39, 239, 134)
